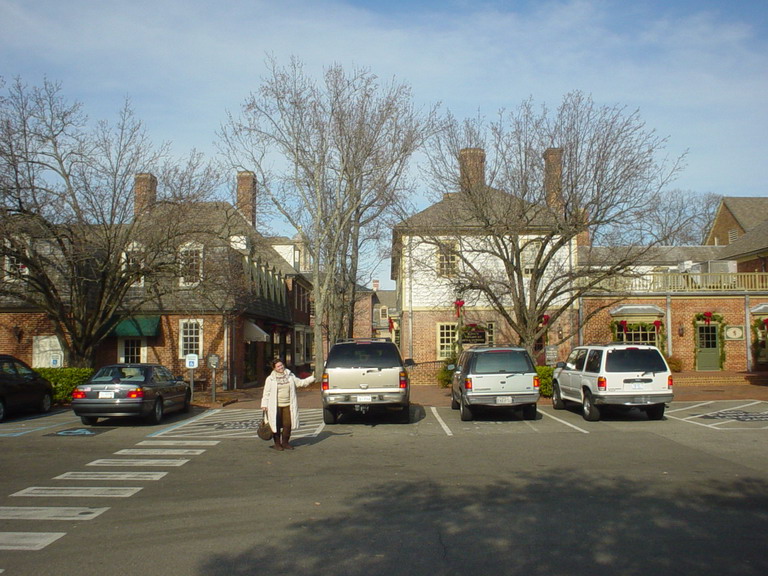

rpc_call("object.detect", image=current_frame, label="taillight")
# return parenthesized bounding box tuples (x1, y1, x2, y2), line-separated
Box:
(399, 371, 408, 389)
(597, 377, 607, 391)
(127, 388, 145, 398)
(464, 377, 473, 390)
(533, 375, 540, 389)
(668, 375, 674, 389)
(72, 390, 86, 400)
(321, 373, 329, 391)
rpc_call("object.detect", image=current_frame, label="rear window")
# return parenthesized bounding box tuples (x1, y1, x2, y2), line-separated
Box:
(472, 350, 535, 374)
(326, 343, 404, 369)
(605, 348, 668, 373)
(92, 366, 149, 382)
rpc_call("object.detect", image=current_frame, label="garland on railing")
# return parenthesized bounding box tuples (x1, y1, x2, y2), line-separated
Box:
(750, 318, 768, 365)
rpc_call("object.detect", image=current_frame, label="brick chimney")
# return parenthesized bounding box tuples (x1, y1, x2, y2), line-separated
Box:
(543, 148, 563, 211)
(134, 173, 157, 217)
(237, 171, 257, 227)
(459, 148, 486, 193)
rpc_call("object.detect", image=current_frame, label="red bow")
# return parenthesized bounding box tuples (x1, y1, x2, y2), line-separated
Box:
(454, 299, 465, 317)
(703, 311, 712, 325)
(619, 320, 627, 333)
(653, 320, 661, 333)
(541, 315, 550, 325)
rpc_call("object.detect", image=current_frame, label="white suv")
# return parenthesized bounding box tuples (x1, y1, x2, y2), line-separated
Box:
(552, 343, 673, 421)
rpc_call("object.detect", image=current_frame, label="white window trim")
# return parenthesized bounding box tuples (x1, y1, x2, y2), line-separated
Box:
(178, 319, 204, 359)
(118, 337, 147, 363)
(179, 242, 203, 287)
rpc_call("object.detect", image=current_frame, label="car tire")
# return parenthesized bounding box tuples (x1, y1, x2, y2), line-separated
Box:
(81, 415, 98, 426)
(146, 399, 164, 425)
(522, 403, 537, 420)
(582, 390, 601, 422)
(451, 393, 459, 410)
(646, 404, 665, 420)
(459, 396, 473, 421)
(182, 390, 191, 413)
(397, 404, 410, 424)
(39, 392, 53, 414)
(551, 383, 565, 410)
(0, 398, 6, 422)
(323, 407, 337, 425)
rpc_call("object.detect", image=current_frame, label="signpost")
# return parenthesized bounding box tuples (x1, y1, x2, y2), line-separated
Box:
(185, 354, 199, 402)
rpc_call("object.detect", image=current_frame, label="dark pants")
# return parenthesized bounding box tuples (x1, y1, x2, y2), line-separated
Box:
(274, 405, 292, 435)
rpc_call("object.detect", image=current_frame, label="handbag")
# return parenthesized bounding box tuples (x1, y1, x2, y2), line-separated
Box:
(257, 413, 273, 441)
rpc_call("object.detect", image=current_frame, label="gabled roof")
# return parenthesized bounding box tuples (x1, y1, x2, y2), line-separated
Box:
(721, 197, 768, 233)
(579, 245, 726, 267)
(720, 219, 768, 260)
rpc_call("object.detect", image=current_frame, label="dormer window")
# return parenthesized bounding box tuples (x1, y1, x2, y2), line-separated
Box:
(179, 242, 203, 286)
(122, 241, 145, 287)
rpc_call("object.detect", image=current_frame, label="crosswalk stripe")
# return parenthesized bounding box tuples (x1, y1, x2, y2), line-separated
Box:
(114, 448, 206, 456)
(0, 507, 109, 520)
(11, 487, 143, 498)
(87, 458, 189, 467)
(54, 472, 168, 481)
(0, 532, 66, 551)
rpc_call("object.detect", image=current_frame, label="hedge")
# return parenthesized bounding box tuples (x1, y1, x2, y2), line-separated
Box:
(36, 367, 95, 405)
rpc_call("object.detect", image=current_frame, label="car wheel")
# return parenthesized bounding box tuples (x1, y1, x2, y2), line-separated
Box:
(646, 404, 665, 420)
(81, 416, 98, 426)
(0, 398, 6, 422)
(39, 392, 53, 414)
(551, 383, 565, 410)
(459, 396, 473, 421)
(323, 407, 337, 425)
(522, 403, 537, 420)
(182, 390, 191, 413)
(581, 391, 601, 422)
(450, 393, 459, 410)
(146, 399, 164, 425)
(397, 404, 410, 424)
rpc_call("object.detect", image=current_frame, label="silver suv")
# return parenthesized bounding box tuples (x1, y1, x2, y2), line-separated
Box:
(321, 338, 414, 424)
(450, 346, 540, 421)
(552, 343, 673, 421)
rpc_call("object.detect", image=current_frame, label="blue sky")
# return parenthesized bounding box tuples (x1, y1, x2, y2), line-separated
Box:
(2, 0, 767, 283)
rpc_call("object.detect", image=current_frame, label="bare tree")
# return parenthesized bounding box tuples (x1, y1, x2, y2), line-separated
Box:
(219, 56, 437, 372)
(403, 92, 687, 355)
(0, 78, 222, 367)
(645, 189, 721, 245)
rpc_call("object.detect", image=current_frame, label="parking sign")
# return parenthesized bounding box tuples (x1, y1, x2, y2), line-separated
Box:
(185, 354, 199, 369)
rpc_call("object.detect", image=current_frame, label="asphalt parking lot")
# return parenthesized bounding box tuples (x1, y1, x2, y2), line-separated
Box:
(2, 388, 767, 576)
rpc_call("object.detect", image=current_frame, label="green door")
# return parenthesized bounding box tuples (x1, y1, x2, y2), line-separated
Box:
(696, 325, 720, 371)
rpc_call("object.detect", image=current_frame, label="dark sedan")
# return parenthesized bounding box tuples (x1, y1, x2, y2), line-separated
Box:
(71, 363, 190, 425)
(0, 354, 53, 421)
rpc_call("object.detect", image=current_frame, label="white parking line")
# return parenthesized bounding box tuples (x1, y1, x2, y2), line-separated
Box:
(666, 401, 714, 413)
(539, 410, 590, 433)
(136, 440, 219, 446)
(430, 407, 454, 436)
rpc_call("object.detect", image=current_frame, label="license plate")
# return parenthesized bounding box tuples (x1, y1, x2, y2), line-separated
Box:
(631, 383, 645, 390)
(98, 391, 114, 399)
(497, 396, 513, 404)
(356, 395, 372, 403)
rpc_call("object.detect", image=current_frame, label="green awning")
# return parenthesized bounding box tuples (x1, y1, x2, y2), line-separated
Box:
(112, 316, 161, 337)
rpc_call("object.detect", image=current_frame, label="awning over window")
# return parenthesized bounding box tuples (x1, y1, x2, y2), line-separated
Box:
(112, 316, 161, 337)
(244, 321, 270, 343)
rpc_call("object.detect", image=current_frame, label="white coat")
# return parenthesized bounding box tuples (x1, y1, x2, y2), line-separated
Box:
(260, 369, 315, 433)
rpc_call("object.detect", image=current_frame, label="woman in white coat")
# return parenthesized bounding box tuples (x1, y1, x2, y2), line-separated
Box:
(261, 359, 315, 451)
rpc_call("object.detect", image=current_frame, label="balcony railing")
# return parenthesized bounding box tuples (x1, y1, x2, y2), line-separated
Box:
(588, 272, 768, 294)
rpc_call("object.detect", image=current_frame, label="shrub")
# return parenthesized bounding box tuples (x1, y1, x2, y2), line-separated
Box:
(536, 365, 554, 398)
(36, 367, 95, 405)
(437, 355, 457, 388)
(665, 355, 683, 372)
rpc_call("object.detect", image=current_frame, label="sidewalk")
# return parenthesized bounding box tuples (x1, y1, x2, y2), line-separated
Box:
(194, 379, 768, 410)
